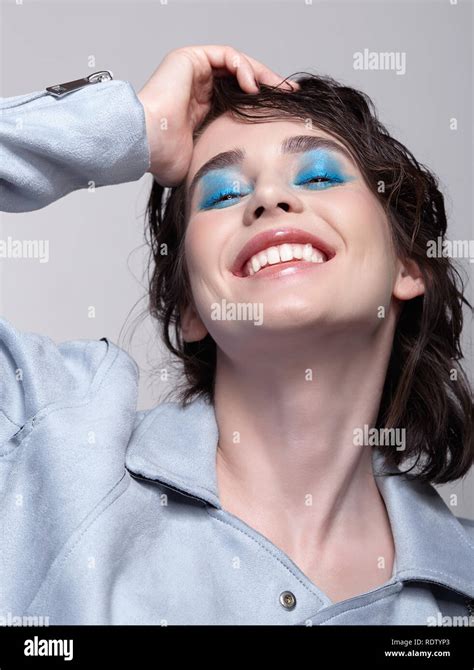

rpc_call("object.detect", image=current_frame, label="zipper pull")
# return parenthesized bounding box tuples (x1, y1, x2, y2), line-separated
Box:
(45, 70, 114, 98)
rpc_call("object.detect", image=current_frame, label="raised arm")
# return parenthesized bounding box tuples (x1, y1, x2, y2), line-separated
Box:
(1, 47, 294, 214)
(0, 72, 150, 213)
(0, 46, 297, 619)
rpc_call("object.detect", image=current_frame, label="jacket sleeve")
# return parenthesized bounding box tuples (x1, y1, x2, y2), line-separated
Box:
(0, 77, 151, 212)
(0, 74, 147, 614)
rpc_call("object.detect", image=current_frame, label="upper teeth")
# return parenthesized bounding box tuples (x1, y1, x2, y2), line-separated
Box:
(245, 243, 327, 276)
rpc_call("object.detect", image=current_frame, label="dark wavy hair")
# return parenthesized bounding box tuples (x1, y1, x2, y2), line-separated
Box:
(144, 72, 473, 484)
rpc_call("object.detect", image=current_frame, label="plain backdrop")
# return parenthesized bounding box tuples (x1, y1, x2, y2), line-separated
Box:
(0, 0, 472, 519)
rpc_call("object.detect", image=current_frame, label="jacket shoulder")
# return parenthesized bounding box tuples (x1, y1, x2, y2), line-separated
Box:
(0, 317, 141, 614)
(0, 316, 138, 441)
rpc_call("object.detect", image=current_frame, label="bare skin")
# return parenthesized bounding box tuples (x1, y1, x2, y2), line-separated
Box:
(137, 44, 297, 182)
(137, 45, 425, 604)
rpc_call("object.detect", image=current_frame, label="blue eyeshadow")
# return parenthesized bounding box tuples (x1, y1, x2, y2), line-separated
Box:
(198, 170, 251, 210)
(196, 149, 353, 211)
(294, 149, 353, 189)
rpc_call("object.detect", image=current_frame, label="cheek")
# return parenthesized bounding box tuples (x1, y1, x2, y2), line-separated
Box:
(331, 189, 395, 267)
(328, 190, 397, 309)
(184, 216, 228, 295)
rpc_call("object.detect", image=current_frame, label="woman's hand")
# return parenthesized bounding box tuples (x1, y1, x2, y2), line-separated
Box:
(137, 45, 298, 186)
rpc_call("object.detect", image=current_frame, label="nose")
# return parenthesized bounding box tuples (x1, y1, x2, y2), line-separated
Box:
(242, 181, 305, 226)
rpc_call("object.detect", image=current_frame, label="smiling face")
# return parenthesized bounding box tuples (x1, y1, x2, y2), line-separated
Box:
(181, 113, 423, 351)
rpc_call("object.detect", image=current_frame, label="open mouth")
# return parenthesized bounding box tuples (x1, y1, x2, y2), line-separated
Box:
(231, 228, 336, 278)
(244, 243, 327, 277)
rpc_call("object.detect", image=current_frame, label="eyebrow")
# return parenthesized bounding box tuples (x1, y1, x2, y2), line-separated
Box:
(187, 135, 356, 204)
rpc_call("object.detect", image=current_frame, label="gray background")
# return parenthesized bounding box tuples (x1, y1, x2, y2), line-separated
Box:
(0, 0, 472, 518)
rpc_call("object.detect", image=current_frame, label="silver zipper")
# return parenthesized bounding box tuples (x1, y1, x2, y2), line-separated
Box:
(45, 70, 114, 98)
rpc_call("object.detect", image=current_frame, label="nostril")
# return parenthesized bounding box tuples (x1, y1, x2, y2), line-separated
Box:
(254, 203, 290, 217)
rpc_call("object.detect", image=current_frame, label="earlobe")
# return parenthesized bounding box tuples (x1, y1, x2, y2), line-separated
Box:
(180, 302, 209, 342)
(393, 258, 425, 301)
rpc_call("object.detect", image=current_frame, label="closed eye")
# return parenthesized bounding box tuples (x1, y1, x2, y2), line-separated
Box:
(215, 192, 240, 203)
(200, 170, 346, 210)
(304, 176, 332, 184)
(201, 188, 248, 209)
(297, 173, 344, 188)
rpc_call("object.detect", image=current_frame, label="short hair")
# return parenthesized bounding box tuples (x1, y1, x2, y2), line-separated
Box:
(144, 73, 473, 485)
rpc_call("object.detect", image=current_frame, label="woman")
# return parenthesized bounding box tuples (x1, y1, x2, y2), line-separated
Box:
(1, 45, 473, 626)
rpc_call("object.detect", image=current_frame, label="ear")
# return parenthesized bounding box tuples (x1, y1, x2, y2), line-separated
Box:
(392, 257, 425, 301)
(180, 302, 209, 343)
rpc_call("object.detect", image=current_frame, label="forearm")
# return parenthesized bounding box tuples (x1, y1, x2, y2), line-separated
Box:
(0, 72, 151, 213)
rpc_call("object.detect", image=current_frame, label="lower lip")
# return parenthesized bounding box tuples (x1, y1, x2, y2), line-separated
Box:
(240, 259, 330, 279)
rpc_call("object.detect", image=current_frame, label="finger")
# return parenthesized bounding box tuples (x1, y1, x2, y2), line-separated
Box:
(229, 51, 264, 92)
(212, 64, 300, 92)
(191, 45, 299, 93)
(202, 45, 259, 92)
(244, 54, 300, 91)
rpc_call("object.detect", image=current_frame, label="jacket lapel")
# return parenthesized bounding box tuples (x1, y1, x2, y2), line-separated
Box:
(125, 397, 474, 600)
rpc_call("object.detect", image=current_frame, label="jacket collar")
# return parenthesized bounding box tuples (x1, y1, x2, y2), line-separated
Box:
(125, 396, 474, 600)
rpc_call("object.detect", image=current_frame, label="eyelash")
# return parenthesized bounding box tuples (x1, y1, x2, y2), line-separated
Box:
(297, 172, 343, 188)
(204, 172, 343, 208)
(209, 188, 242, 206)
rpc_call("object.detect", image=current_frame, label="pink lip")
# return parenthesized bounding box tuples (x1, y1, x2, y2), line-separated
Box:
(231, 228, 336, 278)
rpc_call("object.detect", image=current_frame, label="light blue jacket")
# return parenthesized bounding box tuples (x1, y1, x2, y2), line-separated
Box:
(1, 73, 473, 625)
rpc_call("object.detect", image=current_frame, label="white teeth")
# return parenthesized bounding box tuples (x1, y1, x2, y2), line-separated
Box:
(279, 243, 293, 262)
(251, 256, 261, 273)
(302, 243, 313, 261)
(267, 246, 280, 265)
(244, 242, 328, 276)
(311, 249, 325, 263)
(292, 244, 304, 260)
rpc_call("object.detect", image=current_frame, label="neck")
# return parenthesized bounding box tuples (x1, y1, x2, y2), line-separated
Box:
(214, 324, 395, 556)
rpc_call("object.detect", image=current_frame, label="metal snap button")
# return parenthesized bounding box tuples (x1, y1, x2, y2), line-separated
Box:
(279, 590, 297, 610)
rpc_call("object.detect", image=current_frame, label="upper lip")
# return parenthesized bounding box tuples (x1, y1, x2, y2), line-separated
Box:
(231, 227, 336, 276)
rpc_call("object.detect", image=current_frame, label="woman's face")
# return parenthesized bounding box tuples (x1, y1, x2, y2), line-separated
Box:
(181, 113, 421, 349)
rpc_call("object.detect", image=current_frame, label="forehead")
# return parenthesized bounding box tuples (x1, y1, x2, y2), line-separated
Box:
(185, 113, 354, 190)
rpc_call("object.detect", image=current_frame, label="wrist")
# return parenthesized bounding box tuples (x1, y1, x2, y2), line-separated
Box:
(137, 91, 159, 174)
